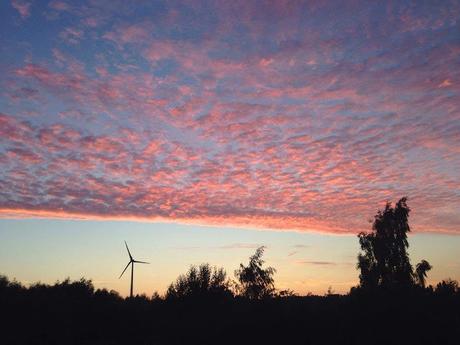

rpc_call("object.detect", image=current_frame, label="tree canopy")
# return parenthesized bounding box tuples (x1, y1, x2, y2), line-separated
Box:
(415, 260, 433, 288)
(165, 263, 232, 300)
(357, 197, 432, 290)
(234, 246, 276, 299)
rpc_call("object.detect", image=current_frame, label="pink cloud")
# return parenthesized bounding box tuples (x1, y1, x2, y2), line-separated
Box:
(59, 27, 84, 44)
(2, 1, 460, 235)
(103, 23, 152, 47)
(48, 0, 70, 11)
(11, 0, 31, 19)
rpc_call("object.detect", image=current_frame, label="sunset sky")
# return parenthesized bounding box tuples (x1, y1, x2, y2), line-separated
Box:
(1, 0, 459, 296)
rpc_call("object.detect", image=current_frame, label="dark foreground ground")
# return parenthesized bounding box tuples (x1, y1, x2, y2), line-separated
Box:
(2, 278, 460, 345)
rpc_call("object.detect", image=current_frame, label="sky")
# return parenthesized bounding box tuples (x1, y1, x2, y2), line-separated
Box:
(0, 0, 459, 296)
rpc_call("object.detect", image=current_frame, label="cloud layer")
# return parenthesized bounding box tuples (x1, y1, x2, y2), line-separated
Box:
(1, 1, 459, 234)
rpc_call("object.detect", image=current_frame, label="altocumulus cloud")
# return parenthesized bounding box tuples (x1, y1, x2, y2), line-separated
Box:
(0, 0, 459, 234)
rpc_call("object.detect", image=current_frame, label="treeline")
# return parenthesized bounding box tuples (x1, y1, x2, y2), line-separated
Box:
(2, 273, 460, 345)
(1, 197, 460, 345)
(1, 273, 459, 345)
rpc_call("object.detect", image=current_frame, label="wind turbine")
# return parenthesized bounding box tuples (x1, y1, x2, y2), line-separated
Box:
(119, 241, 149, 298)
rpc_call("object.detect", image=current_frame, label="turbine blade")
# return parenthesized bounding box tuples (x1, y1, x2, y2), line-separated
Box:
(133, 260, 149, 264)
(124, 241, 133, 260)
(119, 261, 131, 279)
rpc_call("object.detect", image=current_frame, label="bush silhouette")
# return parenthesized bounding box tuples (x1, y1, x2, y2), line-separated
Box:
(435, 278, 459, 296)
(165, 263, 233, 300)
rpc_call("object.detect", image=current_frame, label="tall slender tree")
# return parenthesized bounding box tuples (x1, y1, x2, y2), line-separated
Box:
(357, 197, 430, 289)
(234, 246, 276, 299)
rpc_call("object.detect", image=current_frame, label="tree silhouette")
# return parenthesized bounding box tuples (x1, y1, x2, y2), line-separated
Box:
(165, 263, 232, 299)
(234, 246, 276, 299)
(435, 278, 459, 296)
(415, 260, 432, 288)
(357, 197, 430, 289)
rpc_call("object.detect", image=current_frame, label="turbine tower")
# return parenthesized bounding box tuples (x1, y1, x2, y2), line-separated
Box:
(119, 241, 149, 298)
